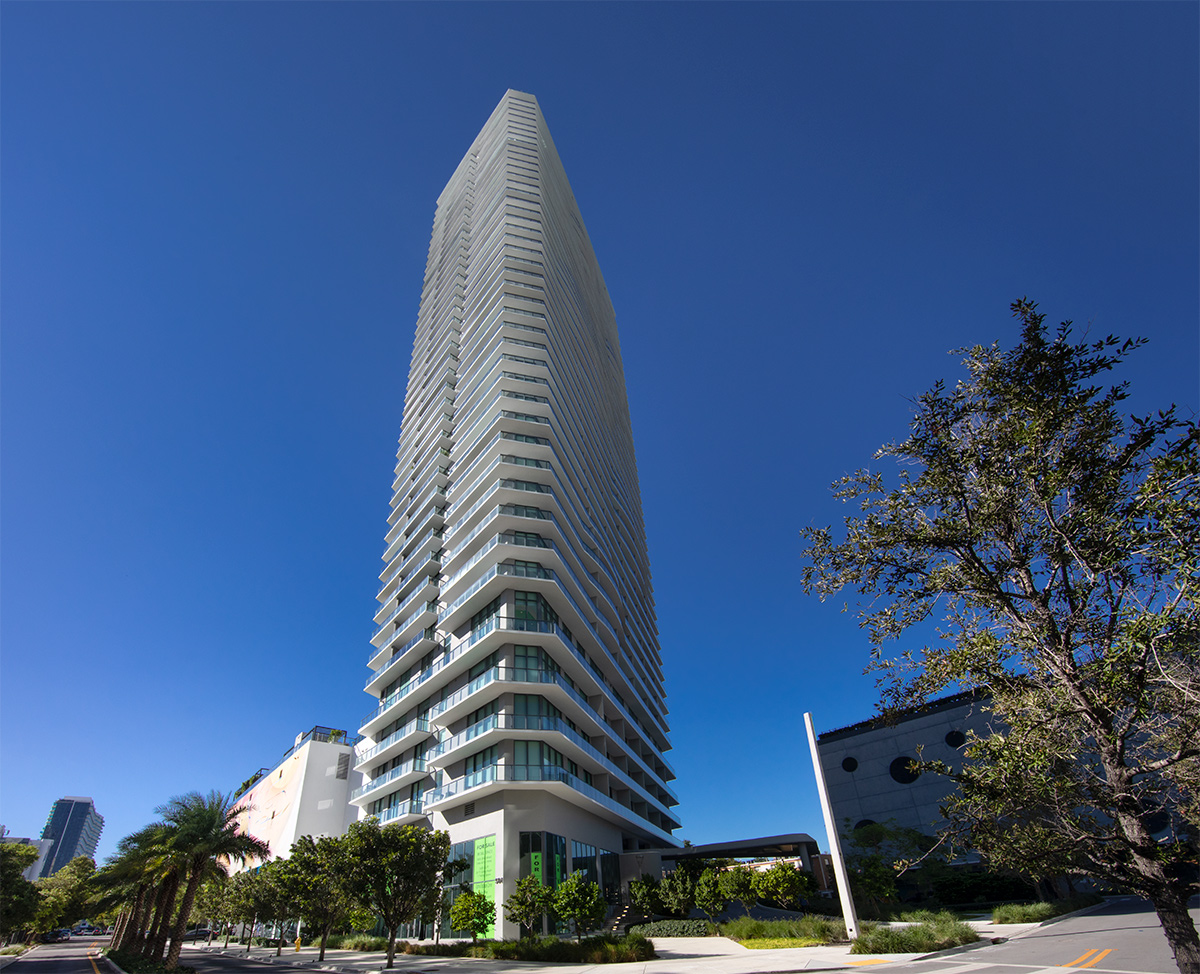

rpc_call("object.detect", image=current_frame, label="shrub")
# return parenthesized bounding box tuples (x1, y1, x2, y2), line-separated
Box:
(851, 917, 978, 954)
(722, 915, 848, 943)
(740, 937, 824, 949)
(992, 902, 1056, 923)
(992, 894, 1102, 924)
(895, 909, 964, 924)
(400, 941, 471, 956)
(485, 933, 654, 963)
(104, 949, 197, 974)
(336, 935, 389, 951)
(628, 918, 716, 937)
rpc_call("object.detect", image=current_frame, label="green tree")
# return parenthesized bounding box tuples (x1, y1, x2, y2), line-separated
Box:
(191, 874, 230, 945)
(503, 875, 553, 936)
(799, 300, 1200, 974)
(448, 888, 495, 943)
(717, 867, 757, 916)
(658, 870, 694, 918)
(628, 874, 663, 917)
(343, 819, 451, 967)
(751, 862, 810, 912)
(1, 844, 41, 940)
(551, 873, 606, 942)
(34, 857, 96, 934)
(287, 834, 363, 962)
(224, 870, 266, 952)
(693, 869, 727, 926)
(256, 860, 300, 956)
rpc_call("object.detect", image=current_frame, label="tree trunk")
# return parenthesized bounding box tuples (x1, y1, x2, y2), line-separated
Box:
(149, 872, 180, 963)
(164, 862, 203, 972)
(125, 881, 156, 954)
(318, 924, 329, 962)
(1148, 886, 1200, 974)
(246, 910, 256, 953)
(386, 925, 398, 968)
(142, 876, 174, 959)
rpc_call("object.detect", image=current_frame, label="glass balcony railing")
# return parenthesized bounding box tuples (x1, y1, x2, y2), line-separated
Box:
(371, 578, 436, 643)
(369, 600, 436, 656)
(424, 764, 674, 844)
(425, 712, 674, 819)
(374, 800, 423, 825)
(350, 758, 427, 801)
(354, 718, 430, 765)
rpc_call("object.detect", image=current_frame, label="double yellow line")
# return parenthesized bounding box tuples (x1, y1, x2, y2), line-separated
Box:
(1065, 948, 1113, 968)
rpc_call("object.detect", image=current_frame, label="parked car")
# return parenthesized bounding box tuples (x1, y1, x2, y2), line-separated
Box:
(180, 928, 212, 941)
(41, 929, 71, 943)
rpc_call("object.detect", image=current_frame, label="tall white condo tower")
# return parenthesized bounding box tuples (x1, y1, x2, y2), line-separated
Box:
(352, 90, 680, 937)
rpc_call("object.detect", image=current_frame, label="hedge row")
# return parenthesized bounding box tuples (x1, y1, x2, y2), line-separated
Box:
(628, 919, 717, 937)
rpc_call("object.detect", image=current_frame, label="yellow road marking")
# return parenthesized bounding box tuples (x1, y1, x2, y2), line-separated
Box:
(848, 960, 892, 966)
(1065, 950, 1100, 967)
(87, 950, 102, 974)
(1077, 949, 1113, 969)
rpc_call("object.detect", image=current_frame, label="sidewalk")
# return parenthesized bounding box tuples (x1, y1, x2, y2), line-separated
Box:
(188, 939, 896, 974)
(183, 919, 1037, 974)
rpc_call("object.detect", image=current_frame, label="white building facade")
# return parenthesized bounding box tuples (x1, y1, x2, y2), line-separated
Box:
(232, 726, 362, 868)
(352, 90, 680, 936)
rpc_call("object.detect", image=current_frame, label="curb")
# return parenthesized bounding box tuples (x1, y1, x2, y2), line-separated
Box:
(99, 952, 129, 974)
(914, 937, 1007, 961)
(1035, 899, 1110, 928)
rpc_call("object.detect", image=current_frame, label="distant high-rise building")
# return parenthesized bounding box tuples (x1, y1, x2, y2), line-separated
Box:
(351, 90, 680, 936)
(38, 797, 103, 877)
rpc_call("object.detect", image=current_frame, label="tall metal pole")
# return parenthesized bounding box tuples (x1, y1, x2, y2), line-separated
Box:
(804, 711, 860, 940)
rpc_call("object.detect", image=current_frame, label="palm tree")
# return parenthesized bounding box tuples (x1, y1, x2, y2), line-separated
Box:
(158, 791, 270, 972)
(101, 823, 177, 954)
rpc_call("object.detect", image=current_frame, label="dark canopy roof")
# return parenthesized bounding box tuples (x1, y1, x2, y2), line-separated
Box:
(657, 834, 821, 861)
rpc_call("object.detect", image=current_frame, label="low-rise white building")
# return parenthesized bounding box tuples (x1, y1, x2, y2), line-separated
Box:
(231, 726, 361, 867)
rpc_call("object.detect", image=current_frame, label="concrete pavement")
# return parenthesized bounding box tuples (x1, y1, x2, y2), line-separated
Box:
(179, 918, 1042, 974)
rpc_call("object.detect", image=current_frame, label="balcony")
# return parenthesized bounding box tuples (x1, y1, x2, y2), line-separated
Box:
(350, 758, 427, 802)
(354, 718, 430, 770)
(426, 712, 677, 819)
(423, 764, 675, 845)
(372, 800, 424, 826)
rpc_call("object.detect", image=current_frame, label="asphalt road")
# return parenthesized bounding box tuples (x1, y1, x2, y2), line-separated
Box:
(6, 937, 112, 974)
(889, 898, 1200, 974)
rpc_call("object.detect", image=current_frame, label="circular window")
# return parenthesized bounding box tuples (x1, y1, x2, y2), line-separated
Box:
(853, 819, 877, 831)
(945, 730, 966, 748)
(842, 757, 858, 772)
(889, 756, 920, 784)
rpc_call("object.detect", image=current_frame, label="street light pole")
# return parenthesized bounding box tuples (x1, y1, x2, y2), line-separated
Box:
(804, 711, 860, 941)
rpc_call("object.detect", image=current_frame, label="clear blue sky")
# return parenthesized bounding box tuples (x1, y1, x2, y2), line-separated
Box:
(2, 2, 1196, 864)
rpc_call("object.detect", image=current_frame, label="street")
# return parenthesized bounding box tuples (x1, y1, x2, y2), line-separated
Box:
(4, 938, 112, 974)
(888, 899, 1200, 974)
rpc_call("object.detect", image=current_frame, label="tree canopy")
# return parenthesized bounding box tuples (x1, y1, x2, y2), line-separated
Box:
(343, 819, 452, 967)
(1, 844, 41, 938)
(800, 300, 1199, 974)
